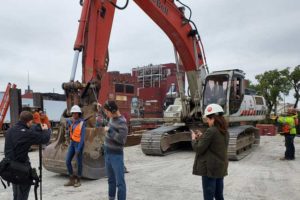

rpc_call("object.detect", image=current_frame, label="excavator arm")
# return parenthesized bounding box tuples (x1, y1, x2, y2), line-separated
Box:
(44, 0, 209, 178)
(64, 0, 207, 118)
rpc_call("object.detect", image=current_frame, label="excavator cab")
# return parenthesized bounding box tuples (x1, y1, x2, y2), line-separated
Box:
(203, 73, 229, 112)
(202, 69, 265, 160)
(203, 69, 245, 116)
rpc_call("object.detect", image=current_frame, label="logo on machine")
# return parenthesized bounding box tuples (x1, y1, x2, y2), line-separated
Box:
(151, 0, 169, 15)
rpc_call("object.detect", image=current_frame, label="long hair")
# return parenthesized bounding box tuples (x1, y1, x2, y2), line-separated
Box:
(210, 114, 228, 135)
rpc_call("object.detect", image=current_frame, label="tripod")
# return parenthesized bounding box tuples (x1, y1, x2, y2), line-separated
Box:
(34, 144, 42, 200)
(39, 144, 42, 200)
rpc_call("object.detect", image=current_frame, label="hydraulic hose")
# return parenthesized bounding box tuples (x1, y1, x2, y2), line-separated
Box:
(175, 0, 208, 67)
(109, 0, 129, 10)
(176, 0, 192, 20)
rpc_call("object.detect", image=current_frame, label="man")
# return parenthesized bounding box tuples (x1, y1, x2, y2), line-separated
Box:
(33, 109, 41, 125)
(39, 111, 51, 129)
(103, 100, 128, 200)
(64, 105, 86, 187)
(4, 111, 51, 200)
(277, 108, 297, 160)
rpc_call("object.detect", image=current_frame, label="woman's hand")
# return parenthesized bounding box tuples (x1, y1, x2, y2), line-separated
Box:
(191, 129, 203, 140)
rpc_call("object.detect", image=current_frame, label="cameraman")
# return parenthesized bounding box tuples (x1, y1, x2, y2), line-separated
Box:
(4, 111, 51, 200)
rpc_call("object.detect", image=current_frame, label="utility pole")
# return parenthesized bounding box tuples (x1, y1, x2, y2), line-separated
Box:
(283, 95, 286, 114)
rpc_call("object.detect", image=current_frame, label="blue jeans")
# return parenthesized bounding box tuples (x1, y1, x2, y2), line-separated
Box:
(202, 176, 224, 200)
(105, 152, 126, 200)
(66, 141, 83, 177)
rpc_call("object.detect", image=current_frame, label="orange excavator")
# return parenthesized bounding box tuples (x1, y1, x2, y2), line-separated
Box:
(43, 0, 207, 179)
(0, 83, 16, 131)
(43, 0, 266, 179)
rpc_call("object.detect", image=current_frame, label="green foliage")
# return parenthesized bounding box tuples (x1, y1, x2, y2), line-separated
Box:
(254, 68, 292, 114)
(247, 80, 257, 91)
(289, 65, 300, 108)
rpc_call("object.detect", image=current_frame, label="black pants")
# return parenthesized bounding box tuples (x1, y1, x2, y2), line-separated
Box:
(285, 135, 295, 159)
(12, 184, 31, 200)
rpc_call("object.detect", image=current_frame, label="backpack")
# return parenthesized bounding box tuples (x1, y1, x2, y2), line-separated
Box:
(0, 157, 40, 200)
(0, 157, 39, 187)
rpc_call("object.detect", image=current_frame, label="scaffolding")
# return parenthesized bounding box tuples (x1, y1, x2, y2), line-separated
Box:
(136, 64, 165, 88)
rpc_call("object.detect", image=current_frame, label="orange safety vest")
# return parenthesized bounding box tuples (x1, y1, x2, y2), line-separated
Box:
(69, 121, 84, 142)
(33, 112, 41, 124)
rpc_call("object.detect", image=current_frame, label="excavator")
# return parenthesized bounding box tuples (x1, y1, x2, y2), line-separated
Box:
(0, 83, 17, 133)
(142, 69, 268, 160)
(43, 0, 267, 179)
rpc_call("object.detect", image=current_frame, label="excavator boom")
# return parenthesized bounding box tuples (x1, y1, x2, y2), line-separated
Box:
(44, 0, 208, 179)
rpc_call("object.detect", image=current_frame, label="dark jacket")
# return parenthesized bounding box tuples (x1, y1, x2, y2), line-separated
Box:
(192, 126, 229, 178)
(4, 121, 51, 163)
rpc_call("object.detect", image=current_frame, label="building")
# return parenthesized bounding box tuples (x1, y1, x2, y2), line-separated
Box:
(0, 92, 66, 123)
(98, 71, 136, 121)
(132, 63, 182, 118)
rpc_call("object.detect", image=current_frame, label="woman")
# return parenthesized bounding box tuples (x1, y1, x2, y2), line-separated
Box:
(64, 105, 86, 187)
(192, 103, 229, 200)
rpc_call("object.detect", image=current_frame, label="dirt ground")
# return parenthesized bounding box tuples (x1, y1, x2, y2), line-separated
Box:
(0, 135, 300, 200)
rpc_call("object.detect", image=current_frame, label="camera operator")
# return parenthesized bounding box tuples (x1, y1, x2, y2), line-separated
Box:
(4, 111, 51, 200)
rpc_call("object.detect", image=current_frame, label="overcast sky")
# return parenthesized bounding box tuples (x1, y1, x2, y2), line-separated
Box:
(0, 0, 300, 102)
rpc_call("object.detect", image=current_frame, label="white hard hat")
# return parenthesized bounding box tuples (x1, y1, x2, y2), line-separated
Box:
(204, 104, 224, 117)
(70, 105, 81, 113)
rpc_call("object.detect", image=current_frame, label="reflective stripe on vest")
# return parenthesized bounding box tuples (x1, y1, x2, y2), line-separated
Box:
(70, 121, 84, 142)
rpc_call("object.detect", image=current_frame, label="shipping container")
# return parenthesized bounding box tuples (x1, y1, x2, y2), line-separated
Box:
(256, 124, 277, 136)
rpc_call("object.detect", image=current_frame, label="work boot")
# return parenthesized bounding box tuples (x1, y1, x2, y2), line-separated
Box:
(74, 176, 81, 187)
(64, 175, 75, 186)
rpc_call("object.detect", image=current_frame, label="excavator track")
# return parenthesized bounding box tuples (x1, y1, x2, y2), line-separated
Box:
(141, 125, 191, 156)
(142, 124, 260, 160)
(227, 125, 260, 161)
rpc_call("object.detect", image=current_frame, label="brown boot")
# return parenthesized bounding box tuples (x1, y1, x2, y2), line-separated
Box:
(74, 176, 81, 187)
(64, 175, 75, 186)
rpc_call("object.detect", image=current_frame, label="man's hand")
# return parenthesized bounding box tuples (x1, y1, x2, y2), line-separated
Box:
(104, 126, 109, 132)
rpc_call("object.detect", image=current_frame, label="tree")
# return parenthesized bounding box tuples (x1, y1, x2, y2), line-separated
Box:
(254, 68, 291, 115)
(289, 65, 300, 108)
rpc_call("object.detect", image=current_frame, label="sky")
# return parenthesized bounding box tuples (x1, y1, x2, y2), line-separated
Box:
(0, 0, 300, 102)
